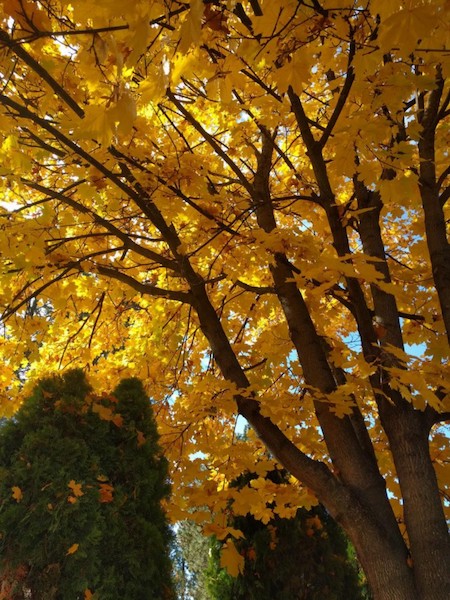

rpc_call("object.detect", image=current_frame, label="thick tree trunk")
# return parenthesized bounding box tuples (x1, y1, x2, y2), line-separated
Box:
(339, 531, 417, 600)
(238, 395, 419, 600)
(192, 281, 418, 599)
(379, 400, 450, 600)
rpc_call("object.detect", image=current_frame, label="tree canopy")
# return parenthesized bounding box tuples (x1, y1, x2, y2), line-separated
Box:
(0, 370, 174, 599)
(0, 1, 449, 598)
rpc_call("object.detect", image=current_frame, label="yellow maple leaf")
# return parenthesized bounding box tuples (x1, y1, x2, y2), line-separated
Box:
(68, 480, 84, 497)
(220, 540, 244, 577)
(203, 524, 244, 541)
(66, 543, 79, 555)
(109, 92, 137, 137)
(378, 4, 438, 53)
(92, 402, 114, 422)
(178, 0, 203, 54)
(11, 486, 23, 502)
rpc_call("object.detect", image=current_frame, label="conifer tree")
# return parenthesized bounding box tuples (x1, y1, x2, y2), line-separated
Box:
(173, 520, 211, 600)
(0, 370, 174, 600)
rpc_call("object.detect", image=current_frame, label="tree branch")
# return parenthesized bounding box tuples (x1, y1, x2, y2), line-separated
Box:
(0, 28, 85, 118)
(166, 89, 254, 195)
(319, 42, 356, 149)
(21, 179, 179, 272)
(95, 265, 193, 304)
(234, 280, 275, 294)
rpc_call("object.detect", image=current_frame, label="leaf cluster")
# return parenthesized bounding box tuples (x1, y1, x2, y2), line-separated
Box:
(206, 471, 369, 600)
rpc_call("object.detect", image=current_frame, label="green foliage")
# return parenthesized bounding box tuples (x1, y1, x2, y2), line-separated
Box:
(206, 471, 369, 600)
(0, 370, 174, 600)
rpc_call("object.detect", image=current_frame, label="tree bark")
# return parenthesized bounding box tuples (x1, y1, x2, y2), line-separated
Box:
(418, 71, 450, 344)
(379, 398, 450, 600)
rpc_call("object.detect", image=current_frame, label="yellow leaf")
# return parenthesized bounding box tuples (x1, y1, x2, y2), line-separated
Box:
(110, 92, 137, 136)
(203, 524, 244, 541)
(11, 486, 23, 502)
(76, 105, 115, 147)
(66, 543, 79, 555)
(178, 0, 203, 54)
(136, 429, 146, 447)
(272, 49, 314, 95)
(378, 5, 438, 53)
(219, 77, 233, 105)
(68, 480, 84, 498)
(171, 52, 197, 87)
(220, 540, 244, 577)
(92, 403, 114, 422)
(84, 590, 94, 600)
(126, 20, 151, 66)
(112, 413, 123, 428)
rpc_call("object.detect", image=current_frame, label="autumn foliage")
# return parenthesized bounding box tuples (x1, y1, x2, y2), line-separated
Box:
(0, 1, 449, 598)
(0, 371, 174, 599)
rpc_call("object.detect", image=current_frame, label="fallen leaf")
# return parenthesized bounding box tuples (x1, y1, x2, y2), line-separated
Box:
(66, 543, 79, 555)
(99, 483, 114, 503)
(11, 486, 23, 502)
(136, 430, 146, 447)
(68, 480, 84, 497)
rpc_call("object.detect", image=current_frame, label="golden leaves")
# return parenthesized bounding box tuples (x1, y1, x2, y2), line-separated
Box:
(3, 0, 51, 33)
(73, 91, 136, 147)
(202, 524, 244, 541)
(68, 480, 84, 503)
(271, 49, 315, 95)
(11, 486, 22, 502)
(109, 91, 137, 137)
(0, 0, 449, 542)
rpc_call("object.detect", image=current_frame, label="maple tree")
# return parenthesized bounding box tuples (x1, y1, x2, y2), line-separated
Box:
(0, 1, 449, 598)
(0, 371, 174, 599)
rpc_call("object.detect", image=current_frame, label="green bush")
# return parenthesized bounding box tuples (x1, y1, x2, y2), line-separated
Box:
(0, 370, 174, 600)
